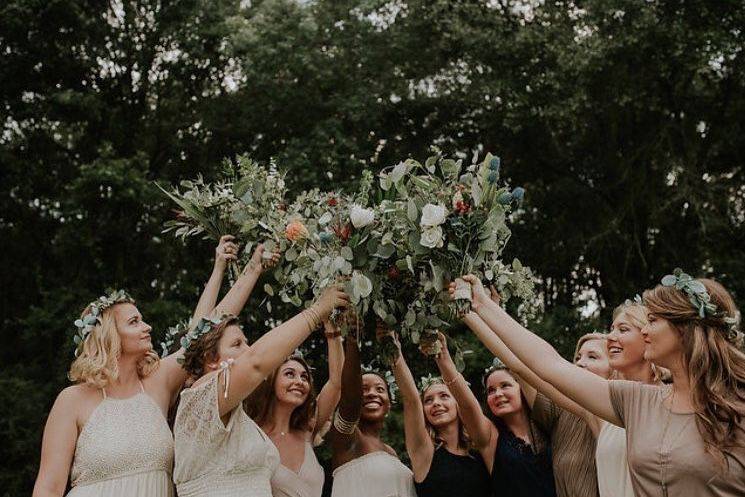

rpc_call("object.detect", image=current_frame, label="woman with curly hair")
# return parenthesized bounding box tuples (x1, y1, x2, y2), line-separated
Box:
(454, 270, 745, 496)
(172, 282, 348, 497)
(32, 236, 256, 497)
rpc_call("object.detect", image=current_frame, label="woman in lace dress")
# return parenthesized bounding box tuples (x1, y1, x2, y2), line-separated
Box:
(32, 236, 256, 497)
(328, 330, 417, 497)
(172, 284, 349, 497)
(243, 320, 344, 497)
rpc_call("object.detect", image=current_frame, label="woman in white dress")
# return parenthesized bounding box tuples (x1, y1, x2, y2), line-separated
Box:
(172, 284, 349, 497)
(32, 236, 252, 497)
(244, 320, 344, 497)
(328, 329, 417, 497)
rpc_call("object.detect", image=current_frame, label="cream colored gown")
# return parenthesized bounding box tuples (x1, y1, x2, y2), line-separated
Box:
(67, 382, 174, 496)
(173, 369, 280, 497)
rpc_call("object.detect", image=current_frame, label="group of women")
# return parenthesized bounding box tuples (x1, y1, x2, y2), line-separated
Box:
(32, 236, 745, 497)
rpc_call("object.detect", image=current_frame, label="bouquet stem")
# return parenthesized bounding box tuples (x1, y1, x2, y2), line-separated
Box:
(454, 277, 473, 316)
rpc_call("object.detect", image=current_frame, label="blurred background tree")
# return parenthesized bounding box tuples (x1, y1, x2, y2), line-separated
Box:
(1, 0, 743, 494)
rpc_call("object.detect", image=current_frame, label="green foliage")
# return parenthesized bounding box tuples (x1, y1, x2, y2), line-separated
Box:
(2, 1, 744, 494)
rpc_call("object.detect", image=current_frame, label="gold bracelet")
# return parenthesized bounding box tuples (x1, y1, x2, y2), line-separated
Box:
(333, 410, 359, 435)
(303, 307, 322, 331)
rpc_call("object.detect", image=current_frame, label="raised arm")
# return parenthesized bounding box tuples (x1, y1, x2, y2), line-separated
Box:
(431, 333, 496, 450)
(218, 285, 349, 416)
(456, 275, 620, 425)
(314, 319, 344, 437)
(464, 312, 601, 433)
(190, 235, 236, 322)
(387, 330, 433, 480)
(158, 236, 239, 395)
(32, 389, 80, 497)
(212, 243, 279, 317)
(329, 331, 362, 454)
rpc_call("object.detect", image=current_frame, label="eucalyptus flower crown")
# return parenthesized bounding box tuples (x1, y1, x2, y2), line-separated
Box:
(159, 315, 225, 363)
(419, 373, 444, 392)
(659, 268, 742, 347)
(73, 290, 134, 355)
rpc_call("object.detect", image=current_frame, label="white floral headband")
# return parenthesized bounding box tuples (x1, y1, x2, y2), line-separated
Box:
(73, 290, 134, 355)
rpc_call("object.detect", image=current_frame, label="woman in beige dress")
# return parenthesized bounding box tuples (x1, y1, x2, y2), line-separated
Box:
(32, 236, 253, 497)
(328, 332, 417, 497)
(243, 320, 344, 497)
(172, 284, 348, 497)
(454, 271, 745, 497)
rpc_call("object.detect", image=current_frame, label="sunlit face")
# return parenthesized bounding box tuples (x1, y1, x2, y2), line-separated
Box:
(112, 303, 153, 356)
(422, 384, 459, 428)
(607, 312, 647, 372)
(641, 313, 683, 368)
(361, 373, 391, 422)
(485, 370, 523, 417)
(274, 360, 311, 407)
(574, 339, 612, 378)
(210, 324, 249, 369)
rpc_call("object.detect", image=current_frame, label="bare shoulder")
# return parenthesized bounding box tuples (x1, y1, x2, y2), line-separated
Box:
(57, 384, 99, 404)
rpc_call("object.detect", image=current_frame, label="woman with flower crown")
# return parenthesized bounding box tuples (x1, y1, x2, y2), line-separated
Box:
(241, 319, 344, 497)
(172, 282, 349, 497)
(383, 327, 491, 497)
(32, 236, 269, 497)
(453, 270, 745, 497)
(328, 321, 417, 497)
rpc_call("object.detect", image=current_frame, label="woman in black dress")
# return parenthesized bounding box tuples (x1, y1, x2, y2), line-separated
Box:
(385, 328, 491, 497)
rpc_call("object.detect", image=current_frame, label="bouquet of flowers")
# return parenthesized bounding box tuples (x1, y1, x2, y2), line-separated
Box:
(158, 154, 288, 278)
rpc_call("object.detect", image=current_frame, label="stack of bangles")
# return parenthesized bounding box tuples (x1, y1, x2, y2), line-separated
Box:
(333, 410, 359, 435)
(302, 306, 323, 331)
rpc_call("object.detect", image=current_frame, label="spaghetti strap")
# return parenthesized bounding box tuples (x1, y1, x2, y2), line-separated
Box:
(138, 380, 146, 393)
(101, 388, 107, 399)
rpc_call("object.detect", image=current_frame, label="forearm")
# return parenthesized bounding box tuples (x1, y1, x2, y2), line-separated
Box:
(338, 337, 362, 421)
(212, 264, 261, 317)
(464, 312, 547, 393)
(392, 354, 421, 409)
(192, 264, 225, 323)
(434, 354, 491, 446)
(315, 336, 344, 432)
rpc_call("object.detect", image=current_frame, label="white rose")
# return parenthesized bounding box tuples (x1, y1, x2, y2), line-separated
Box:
(420, 226, 444, 249)
(389, 161, 409, 183)
(350, 204, 375, 229)
(420, 203, 447, 227)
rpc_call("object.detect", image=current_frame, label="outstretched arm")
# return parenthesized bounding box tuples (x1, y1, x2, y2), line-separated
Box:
(385, 329, 432, 479)
(314, 320, 344, 437)
(456, 275, 619, 425)
(431, 333, 496, 450)
(464, 312, 600, 433)
(218, 285, 349, 416)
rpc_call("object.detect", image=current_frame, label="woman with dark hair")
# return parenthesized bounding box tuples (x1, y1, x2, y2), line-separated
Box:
(454, 271, 745, 497)
(328, 325, 417, 497)
(386, 329, 490, 497)
(243, 320, 344, 497)
(172, 281, 349, 497)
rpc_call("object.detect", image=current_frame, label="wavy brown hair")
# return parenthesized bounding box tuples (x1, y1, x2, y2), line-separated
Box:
(643, 278, 745, 466)
(181, 315, 240, 378)
(243, 355, 317, 432)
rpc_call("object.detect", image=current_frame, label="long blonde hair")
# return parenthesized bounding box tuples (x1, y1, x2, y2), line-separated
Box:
(610, 301, 669, 382)
(69, 303, 159, 389)
(643, 278, 745, 466)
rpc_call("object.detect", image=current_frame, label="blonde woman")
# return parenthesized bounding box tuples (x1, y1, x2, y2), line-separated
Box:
(32, 236, 262, 497)
(386, 330, 491, 497)
(172, 284, 348, 497)
(455, 271, 745, 496)
(242, 320, 344, 497)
